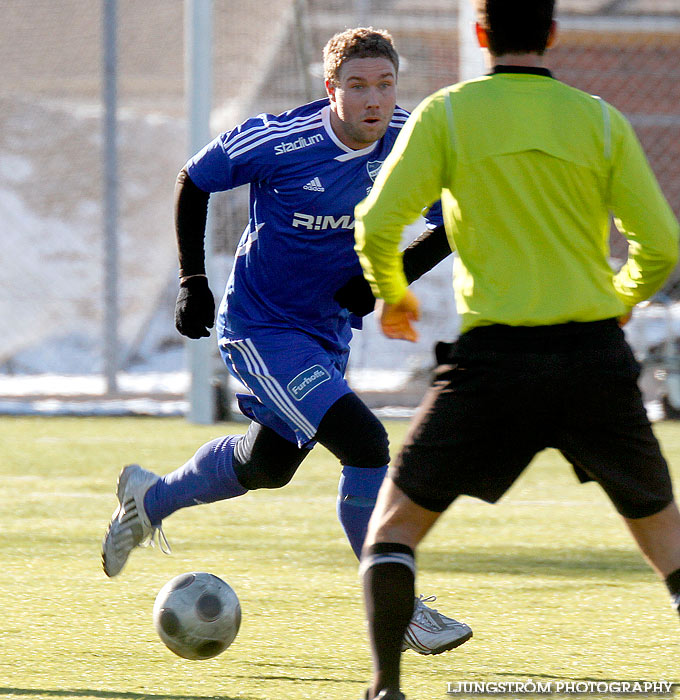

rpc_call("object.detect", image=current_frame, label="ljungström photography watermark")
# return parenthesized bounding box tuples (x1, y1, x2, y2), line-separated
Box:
(446, 680, 676, 696)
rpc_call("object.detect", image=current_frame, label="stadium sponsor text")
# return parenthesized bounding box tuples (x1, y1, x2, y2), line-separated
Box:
(274, 134, 324, 155)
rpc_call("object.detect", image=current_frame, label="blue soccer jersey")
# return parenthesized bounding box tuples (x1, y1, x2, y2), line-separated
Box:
(185, 97, 441, 351)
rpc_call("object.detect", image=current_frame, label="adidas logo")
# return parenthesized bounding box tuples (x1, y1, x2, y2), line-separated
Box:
(303, 177, 325, 192)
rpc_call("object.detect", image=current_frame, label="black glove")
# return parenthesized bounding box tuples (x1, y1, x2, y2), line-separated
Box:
(334, 274, 376, 317)
(175, 276, 215, 339)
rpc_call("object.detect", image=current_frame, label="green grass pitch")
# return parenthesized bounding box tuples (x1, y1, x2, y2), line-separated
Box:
(0, 415, 678, 700)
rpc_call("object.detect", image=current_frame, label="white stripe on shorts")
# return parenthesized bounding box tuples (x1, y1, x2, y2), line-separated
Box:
(228, 338, 317, 440)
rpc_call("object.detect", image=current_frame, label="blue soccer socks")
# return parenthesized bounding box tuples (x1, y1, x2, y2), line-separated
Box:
(337, 464, 388, 558)
(144, 435, 247, 526)
(142, 440, 390, 560)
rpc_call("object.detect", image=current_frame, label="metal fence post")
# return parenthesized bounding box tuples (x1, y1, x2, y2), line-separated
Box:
(102, 0, 119, 394)
(185, 0, 216, 424)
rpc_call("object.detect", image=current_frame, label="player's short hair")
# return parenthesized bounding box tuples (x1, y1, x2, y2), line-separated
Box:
(476, 0, 555, 56)
(323, 27, 399, 84)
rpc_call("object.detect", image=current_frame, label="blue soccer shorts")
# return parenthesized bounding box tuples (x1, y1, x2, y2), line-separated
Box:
(219, 328, 354, 448)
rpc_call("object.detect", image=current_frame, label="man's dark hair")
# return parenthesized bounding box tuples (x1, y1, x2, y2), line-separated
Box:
(323, 27, 399, 84)
(477, 0, 555, 56)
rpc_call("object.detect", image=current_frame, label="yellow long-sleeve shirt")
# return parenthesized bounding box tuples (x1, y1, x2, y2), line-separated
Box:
(355, 71, 679, 333)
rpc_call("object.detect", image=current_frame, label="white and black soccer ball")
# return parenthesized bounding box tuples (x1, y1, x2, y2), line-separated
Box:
(153, 571, 241, 660)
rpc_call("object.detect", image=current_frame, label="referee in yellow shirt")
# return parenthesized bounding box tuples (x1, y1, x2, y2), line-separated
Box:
(354, 2, 680, 699)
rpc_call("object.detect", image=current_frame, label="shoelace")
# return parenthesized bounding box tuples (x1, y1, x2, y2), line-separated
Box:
(416, 594, 438, 611)
(139, 524, 172, 555)
(414, 594, 440, 624)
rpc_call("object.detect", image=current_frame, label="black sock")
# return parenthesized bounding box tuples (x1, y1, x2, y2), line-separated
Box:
(664, 568, 680, 614)
(361, 543, 415, 696)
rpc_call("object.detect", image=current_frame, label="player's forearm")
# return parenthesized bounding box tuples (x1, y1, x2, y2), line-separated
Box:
(614, 243, 679, 307)
(609, 112, 680, 305)
(334, 226, 450, 316)
(402, 225, 451, 283)
(175, 168, 210, 278)
(356, 201, 440, 302)
(355, 179, 423, 302)
(355, 212, 409, 304)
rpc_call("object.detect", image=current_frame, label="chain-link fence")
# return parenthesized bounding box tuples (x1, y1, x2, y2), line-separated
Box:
(1, 0, 679, 414)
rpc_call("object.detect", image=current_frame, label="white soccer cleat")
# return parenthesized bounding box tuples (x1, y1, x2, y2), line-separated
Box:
(102, 464, 170, 578)
(402, 594, 473, 655)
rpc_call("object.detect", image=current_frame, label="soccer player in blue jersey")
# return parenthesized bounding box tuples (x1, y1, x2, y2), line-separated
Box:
(102, 27, 471, 658)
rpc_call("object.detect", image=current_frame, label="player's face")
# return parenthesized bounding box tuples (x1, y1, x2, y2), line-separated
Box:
(326, 57, 397, 150)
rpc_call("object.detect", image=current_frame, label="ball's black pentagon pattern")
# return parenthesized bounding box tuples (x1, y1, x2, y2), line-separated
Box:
(159, 608, 180, 636)
(171, 573, 196, 590)
(196, 640, 226, 658)
(153, 571, 241, 661)
(196, 593, 222, 621)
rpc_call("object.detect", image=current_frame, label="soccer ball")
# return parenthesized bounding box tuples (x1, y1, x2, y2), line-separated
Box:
(153, 572, 241, 660)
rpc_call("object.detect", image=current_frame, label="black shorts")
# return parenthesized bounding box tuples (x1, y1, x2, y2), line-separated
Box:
(392, 319, 674, 518)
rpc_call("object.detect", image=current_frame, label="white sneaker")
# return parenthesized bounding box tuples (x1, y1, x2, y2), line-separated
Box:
(402, 595, 472, 655)
(101, 464, 170, 577)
